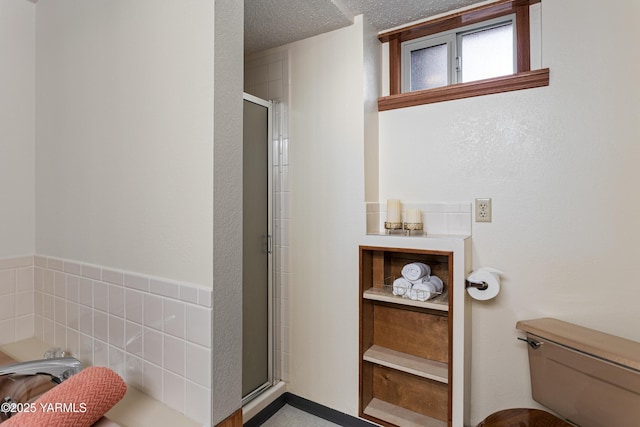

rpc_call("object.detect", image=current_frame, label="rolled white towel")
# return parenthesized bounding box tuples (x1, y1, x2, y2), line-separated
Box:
(408, 281, 437, 301)
(428, 275, 444, 293)
(407, 275, 430, 286)
(392, 277, 412, 297)
(401, 262, 431, 281)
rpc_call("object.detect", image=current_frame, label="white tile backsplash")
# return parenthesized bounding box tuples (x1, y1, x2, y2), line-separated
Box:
(63, 260, 82, 276)
(54, 272, 65, 297)
(109, 315, 125, 349)
(124, 273, 149, 292)
(150, 278, 180, 299)
(93, 338, 108, 366)
(179, 285, 198, 304)
(67, 301, 79, 330)
(143, 293, 163, 330)
(15, 314, 33, 341)
(143, 327, 163, 366)
(163, 334, 185, 376)
(16, 267, 33, 291)
(186, 342, 211, 388)
(185, 381, 211, 426)
(66, 275, 79, 303)
(163, 299, 186, 339)
(78, 277, 93, 307)
(48, 258, 64, 272)
(43, 269, 54, 294)
(0, 319, 14, 348)
(94, 281, 109, 312)
(0, 295, 14, 321)
(15, 290, 33, 316)
(109, 345, 125, 378)
(163, 370, 185, 414)
(54, 297, 66, 323)
(197, 288, 212, 308)
(0, 270, 15, 295)
(143, 360, 163, 401)
(125, 353, 144, 391)
(185, 305, 211, 348)
(125, 320, 143, 356)
(0, 253, 216, 424)
(366, 201, 472, 236)
(93, 310, 108, 342)
(125, 289, 144, 324)
(81, 264, 101, 280)
(109, 285, 125, 318)
(102, 268, 124, 286)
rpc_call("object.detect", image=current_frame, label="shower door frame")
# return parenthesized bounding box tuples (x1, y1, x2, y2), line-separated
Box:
(242, 92, 276, 405)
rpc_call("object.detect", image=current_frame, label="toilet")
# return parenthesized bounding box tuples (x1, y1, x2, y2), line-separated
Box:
(478, 317, 640, 427)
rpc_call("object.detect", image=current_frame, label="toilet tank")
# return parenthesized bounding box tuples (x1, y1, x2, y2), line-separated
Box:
(516, 318, 640, 427)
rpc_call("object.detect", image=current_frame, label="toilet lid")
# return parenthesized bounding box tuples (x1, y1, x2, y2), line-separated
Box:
(477, 408, 574, 427)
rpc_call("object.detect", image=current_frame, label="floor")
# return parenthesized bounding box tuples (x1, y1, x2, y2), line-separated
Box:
(262, 405, 342, 427)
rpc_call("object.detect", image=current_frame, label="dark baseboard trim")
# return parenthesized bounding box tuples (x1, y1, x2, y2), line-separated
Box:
(286, 394, 376, 427)
(243, 392, 287, 427)
(244, 392, 376, 427)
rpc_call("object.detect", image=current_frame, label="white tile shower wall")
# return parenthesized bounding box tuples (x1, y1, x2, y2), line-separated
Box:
(367, 202, 473, 236)
(0, 256, 35, 345)
(245, 49, 290, 383)
(245, 51, 287, 101)
(33, 255, 213, 425)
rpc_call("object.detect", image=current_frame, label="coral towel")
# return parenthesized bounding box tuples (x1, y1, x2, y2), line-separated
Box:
(4, 366, 126, 427)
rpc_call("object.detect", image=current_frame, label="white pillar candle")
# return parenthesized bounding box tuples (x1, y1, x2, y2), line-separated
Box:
(386, 199, 401, 223)
(406, 208, 422, 224)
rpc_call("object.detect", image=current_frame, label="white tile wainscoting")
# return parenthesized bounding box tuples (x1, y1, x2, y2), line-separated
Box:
(0, 256, 35, 345)
(0, 255, 213, 425)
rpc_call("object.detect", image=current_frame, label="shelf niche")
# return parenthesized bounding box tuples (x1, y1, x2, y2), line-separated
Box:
(359, 245, 454, 427)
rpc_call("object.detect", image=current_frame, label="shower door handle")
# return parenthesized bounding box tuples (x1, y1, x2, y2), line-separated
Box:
(263, 234, 273, 254)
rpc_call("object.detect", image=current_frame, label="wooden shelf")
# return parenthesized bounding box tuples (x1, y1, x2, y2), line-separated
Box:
(363, 345, 448, 384)
(363, 287, 448, 312)
(363, 398, 447, 427)
(360, 245, 454, 426)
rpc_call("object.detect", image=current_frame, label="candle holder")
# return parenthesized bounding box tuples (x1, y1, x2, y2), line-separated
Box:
(384, 221, 403, 234)
(403, 222, 424, 236)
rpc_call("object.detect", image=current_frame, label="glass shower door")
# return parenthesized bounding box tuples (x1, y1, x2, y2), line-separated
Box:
(242, 93, 273, 402)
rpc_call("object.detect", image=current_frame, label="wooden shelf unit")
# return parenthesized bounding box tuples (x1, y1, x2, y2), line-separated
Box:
(359, 245, 454, 427)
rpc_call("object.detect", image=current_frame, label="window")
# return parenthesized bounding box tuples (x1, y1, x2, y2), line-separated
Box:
(403, 16, 516, 92)
(378, 0, 549, 111)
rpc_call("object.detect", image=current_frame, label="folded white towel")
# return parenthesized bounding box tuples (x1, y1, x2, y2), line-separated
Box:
(392, 277, 412, 297)
(408, 281, 437, 301)
(401, 262, 431, 281)
(428, 275, 444, 292)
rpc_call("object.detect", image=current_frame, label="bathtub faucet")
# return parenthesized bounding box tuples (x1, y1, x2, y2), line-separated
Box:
(0, 357, 83, 383)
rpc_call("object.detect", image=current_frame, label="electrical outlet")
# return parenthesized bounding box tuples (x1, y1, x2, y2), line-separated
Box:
(475, 198, 492, 222)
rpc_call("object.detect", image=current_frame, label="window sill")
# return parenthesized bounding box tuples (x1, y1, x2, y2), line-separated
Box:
(377, 68, 549, 111)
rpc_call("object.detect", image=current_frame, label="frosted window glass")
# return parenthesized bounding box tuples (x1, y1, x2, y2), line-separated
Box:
(461, 23, 513, 82)
(410, 43, 448, 91)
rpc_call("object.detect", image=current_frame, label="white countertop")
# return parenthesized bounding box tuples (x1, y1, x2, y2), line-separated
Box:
(0, 338, 200, 427)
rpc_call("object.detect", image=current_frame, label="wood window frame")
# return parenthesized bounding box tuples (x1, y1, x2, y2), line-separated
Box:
(378, 0, 548, 111)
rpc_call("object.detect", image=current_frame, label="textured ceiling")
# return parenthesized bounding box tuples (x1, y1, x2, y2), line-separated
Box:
(245, 0, 485, 54)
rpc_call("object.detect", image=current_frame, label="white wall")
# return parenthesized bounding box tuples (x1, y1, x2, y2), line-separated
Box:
(211, 0, 244, 423)
(378, 1, 640, 423)
(287, 16, 368, 415)
(33, 1, 245, 424)
(0, 0, 35, 257)
(35, 0, 214, 286)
